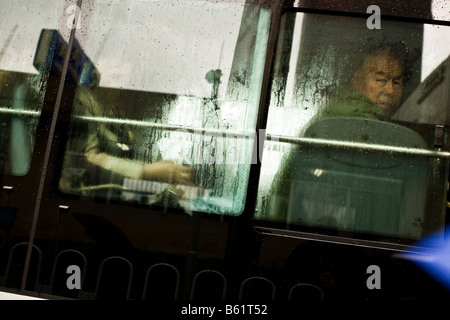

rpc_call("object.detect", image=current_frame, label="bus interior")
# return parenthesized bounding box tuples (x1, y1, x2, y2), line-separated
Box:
(0, 0, 449, 301)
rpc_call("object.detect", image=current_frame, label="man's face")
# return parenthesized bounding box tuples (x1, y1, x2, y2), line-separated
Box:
(353, 53, 405, 116)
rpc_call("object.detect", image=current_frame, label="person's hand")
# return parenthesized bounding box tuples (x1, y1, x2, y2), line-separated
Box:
(142, 160, 193, 185)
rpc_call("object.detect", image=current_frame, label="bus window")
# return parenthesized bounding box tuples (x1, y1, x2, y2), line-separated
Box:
(0, 0, 65, 176)
(58, 0, 271, 215)
(255, 10, 450, 247)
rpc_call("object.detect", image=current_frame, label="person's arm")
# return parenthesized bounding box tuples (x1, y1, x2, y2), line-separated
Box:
(85, 146, 192, 185)
(78, 87, 192, 184)
(84, 147, 144, 179)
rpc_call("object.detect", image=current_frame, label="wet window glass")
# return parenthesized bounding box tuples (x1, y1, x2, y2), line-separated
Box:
(59, 0, 271, 215)
(255, 11, 450, 247)
(0, 0, 64, 176)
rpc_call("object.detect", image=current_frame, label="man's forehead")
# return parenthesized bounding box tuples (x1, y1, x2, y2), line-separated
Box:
(365, 53, 404, 76)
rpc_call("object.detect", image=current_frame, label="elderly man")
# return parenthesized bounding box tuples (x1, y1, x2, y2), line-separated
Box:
(266, 40, 418, 223)
(316, 40, 416, 121)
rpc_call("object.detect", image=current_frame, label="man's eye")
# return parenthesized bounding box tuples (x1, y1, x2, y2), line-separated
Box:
(393, 80, 403, 86)
(376, 78, 387, 84)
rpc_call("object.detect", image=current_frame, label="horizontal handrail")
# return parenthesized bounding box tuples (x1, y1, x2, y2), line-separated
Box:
(75, 115, 255, 138)
(0, 106, 256, 137)
(0, 107, 40, 116)
(266, 133, 450, 159)
(2, 106, 448, 159)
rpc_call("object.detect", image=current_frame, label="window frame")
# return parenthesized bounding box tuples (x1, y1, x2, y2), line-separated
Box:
(251, 7, 450, 252)
(48, 0, 277, 219)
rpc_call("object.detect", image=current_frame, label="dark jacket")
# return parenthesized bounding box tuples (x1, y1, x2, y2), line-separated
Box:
(266, 89, 390, 222)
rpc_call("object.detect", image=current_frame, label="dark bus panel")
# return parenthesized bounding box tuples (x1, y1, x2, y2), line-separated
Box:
(0, 0, 449, 302)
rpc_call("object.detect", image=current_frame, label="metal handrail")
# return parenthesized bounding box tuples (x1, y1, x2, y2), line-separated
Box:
(266, 133, 450, 159)
(2, 106, 448, 159)
(0, 106, 40, 116)
(74, 114, 256, 138)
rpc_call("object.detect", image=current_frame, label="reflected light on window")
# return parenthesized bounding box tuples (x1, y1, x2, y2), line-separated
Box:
(313, 168, 323, 177)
